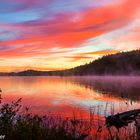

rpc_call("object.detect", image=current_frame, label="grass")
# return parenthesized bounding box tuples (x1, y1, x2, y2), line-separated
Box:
(0, 98, 93, 140)
(0, 98, 138, 140)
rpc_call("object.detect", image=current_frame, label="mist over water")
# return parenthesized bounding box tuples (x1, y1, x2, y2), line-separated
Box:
(0, 76, 140, 117)
(68, 76, 140, 101)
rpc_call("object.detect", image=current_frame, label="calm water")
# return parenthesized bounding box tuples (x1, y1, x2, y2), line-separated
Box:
(0, 76, 140, 118)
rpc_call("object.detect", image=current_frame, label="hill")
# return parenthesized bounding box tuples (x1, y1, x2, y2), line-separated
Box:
(1, 50, 140, 76)
(65, 50, 140, 75)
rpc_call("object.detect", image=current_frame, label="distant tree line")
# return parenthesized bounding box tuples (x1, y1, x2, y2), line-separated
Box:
(64, 50, 140, 76)
(0, 50, 140, 76)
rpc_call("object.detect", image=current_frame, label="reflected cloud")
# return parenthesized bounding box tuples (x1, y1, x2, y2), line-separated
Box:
(0, 76, 140, 117)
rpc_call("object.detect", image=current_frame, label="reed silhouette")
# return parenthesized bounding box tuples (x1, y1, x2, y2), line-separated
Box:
(0, 97, 138, 140)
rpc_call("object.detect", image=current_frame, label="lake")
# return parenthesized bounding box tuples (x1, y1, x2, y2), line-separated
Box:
(0, 76, 140, 118)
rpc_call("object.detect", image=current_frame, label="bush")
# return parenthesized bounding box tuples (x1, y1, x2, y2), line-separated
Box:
(0, 99, 89, 140)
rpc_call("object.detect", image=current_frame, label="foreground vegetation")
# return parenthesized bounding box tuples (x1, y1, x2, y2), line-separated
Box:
(0, 98, 138, 140)
(0, 98, 94, 140)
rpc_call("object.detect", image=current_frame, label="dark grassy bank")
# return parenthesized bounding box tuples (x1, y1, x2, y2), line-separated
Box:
(0, 98, 90, 140)
(0, 98, 138, 140)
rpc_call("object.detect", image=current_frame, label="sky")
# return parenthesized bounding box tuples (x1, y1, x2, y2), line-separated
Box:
(0, 0, 140, 72)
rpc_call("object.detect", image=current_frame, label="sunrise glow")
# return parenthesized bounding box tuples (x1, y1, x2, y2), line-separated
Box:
(0, 0, 140, 72)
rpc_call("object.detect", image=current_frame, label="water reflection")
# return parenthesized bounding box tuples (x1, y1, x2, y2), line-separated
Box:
(0, 76, 140, 117)
(68, 76, 140, 101)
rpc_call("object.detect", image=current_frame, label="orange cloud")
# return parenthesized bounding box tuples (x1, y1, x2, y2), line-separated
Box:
(64, 56, 93, 62)
(80, 50, 119, 55)
(64, 50, 119, 62)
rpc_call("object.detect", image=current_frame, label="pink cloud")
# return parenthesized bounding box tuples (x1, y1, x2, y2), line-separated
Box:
(0, 0, 139, 58)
